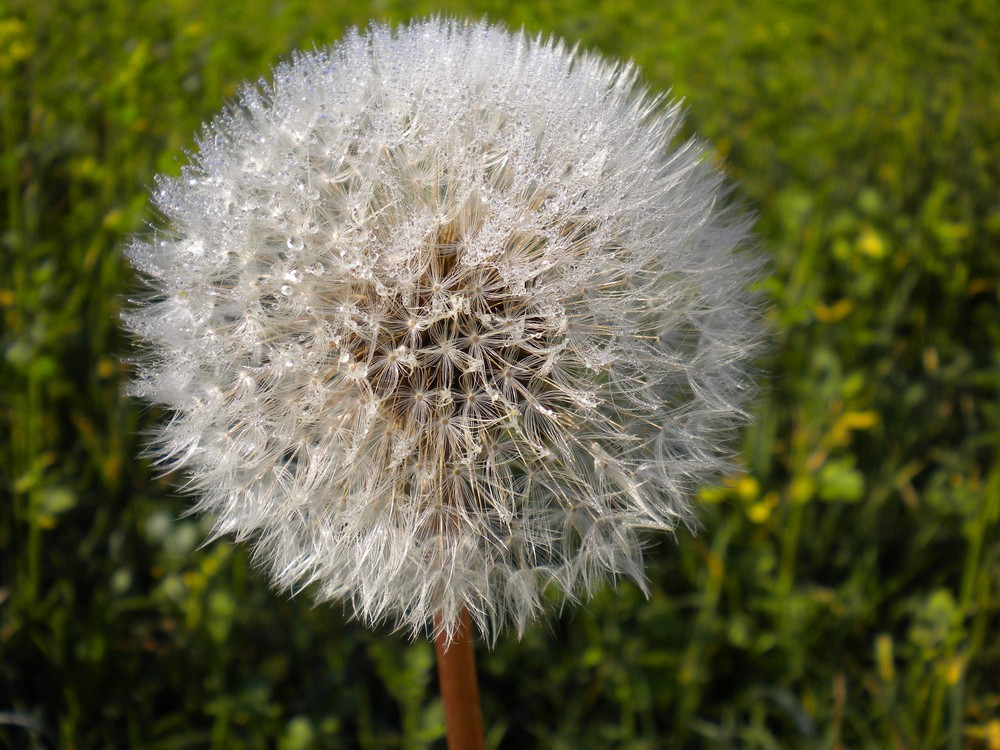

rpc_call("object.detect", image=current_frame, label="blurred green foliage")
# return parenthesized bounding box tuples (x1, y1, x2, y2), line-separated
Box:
(2, 0, 998, 747)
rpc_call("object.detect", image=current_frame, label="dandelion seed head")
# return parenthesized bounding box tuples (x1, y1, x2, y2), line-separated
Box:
(124, 18, 764, 643)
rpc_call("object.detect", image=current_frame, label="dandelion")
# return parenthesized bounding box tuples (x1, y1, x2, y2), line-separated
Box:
(125, 14, 760, 665)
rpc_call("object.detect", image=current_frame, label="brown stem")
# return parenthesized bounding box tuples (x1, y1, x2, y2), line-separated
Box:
(434, 609, 485, 750)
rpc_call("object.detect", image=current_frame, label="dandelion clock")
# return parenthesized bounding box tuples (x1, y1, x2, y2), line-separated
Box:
(124, 18, 763, 748)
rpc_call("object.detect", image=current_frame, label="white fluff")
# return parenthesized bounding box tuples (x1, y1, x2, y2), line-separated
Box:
(124, 18, 763, 643)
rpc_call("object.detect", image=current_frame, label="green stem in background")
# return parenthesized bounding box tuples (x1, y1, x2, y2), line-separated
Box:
(944, 455, 1000, 750)
(777, 500, 804, 597)
(434, 609, 485, 750)
(675, 514, 735, 732)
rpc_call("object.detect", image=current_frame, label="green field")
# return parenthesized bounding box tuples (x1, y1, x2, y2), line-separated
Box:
(2, 0, 998, 747)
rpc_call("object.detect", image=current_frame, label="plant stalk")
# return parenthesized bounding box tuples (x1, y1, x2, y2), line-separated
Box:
(434, 609, 485, 750)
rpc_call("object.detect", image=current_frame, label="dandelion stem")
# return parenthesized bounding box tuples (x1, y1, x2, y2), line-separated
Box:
(434, 609, 485, 750)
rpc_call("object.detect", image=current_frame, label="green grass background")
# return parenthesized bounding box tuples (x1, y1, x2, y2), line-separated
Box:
(2, 0, 999, 747)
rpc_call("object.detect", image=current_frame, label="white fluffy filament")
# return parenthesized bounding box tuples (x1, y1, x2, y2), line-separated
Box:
(124, 18, 763, 644)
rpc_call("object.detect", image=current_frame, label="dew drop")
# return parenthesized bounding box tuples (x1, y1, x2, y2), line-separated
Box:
(287, 236, 304, 251)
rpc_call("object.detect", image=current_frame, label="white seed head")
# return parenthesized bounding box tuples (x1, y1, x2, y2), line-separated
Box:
(124, 18, 764, 643)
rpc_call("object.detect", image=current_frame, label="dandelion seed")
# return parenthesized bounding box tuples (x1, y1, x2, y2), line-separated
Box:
(124, 18, 764, 645)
